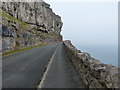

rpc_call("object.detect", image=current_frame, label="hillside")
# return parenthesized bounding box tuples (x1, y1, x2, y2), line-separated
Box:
(0, 1, 63, 53)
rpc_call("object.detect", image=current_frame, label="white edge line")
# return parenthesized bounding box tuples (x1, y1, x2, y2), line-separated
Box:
(37, 47, 58, 89)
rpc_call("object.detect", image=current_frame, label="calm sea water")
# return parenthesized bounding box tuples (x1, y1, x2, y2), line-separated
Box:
(75, 45, 118, 67)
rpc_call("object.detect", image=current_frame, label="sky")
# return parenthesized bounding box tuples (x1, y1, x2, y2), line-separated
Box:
(45, 0, 118, 47)
(44, 0, 119, 2)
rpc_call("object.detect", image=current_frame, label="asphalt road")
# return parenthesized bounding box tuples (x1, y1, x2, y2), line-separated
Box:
(39, 43, 85, 88)
(2, 43, 59, 88)
(2, 42, 85, 88)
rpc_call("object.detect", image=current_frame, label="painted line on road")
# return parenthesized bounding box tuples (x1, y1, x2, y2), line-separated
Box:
(37, 46, 58, 89)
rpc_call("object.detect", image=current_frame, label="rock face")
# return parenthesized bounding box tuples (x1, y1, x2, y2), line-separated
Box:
(0, 0, 63, 52)
(64, 40, 120, 88)
(2, 1, 63, 34)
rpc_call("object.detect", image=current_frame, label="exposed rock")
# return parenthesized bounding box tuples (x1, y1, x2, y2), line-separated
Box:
(2, 25, 15, 37)
(64, 40, 120, 88)
(1, 1, 63, 34)
(1, 0, 63, 52)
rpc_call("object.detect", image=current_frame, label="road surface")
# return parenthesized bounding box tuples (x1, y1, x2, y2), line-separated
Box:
(2, 43, 85, 88)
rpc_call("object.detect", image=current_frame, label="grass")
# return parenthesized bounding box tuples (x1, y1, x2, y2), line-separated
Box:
(0, 9, 31, 29)
(0, 9, 60, 38)
(44, 33, 60, 38)
(2, 43, 48, 57)
(0, 9, 60, 57)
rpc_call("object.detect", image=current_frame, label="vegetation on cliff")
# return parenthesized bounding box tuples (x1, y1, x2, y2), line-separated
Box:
(1, 1, 63, 54)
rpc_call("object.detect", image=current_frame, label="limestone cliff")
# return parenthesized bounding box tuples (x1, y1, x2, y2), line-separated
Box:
(2, 1, 63, 34)
(0, 0, 63, 52)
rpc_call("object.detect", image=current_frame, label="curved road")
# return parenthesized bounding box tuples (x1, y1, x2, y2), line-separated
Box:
(2, 43, 85, 88)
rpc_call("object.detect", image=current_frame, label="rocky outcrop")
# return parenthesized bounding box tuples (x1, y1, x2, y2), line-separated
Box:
(0, 0, 63, 52)
(64, 40, 120, 88)
(1, 1, 62, 34)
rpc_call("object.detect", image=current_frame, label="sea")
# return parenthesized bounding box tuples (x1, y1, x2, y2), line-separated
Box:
(75, 44, 118, 67)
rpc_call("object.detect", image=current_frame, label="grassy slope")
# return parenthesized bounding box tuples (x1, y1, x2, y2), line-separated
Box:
(0, 9, 30, 29)
(2, 43, 48, 57)
(0, 9, 59, 36)
(0, 9, 60, 56)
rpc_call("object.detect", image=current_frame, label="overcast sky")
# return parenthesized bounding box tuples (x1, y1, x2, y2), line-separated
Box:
(45, 0, 118, 46)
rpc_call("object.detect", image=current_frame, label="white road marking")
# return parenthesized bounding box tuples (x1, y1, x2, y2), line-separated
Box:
(37, 46, 58, 89)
